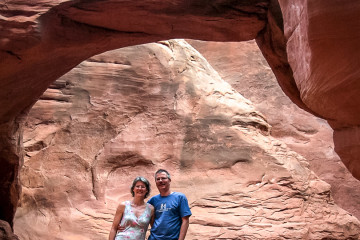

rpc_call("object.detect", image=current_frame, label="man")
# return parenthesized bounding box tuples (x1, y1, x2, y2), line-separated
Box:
(148, 169, 192, 240)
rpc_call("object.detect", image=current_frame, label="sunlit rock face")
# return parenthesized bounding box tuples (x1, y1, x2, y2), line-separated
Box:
(15, 40, 360, 239)
(188, 40, 360, 221)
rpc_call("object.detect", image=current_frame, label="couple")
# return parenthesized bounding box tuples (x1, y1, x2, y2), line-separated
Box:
(109, 169, 192, 240)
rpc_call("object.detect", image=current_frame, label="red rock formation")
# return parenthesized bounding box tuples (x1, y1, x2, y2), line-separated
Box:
(188, 39, 360, 221)
(1, 0, 360, 233)
(0, 0, 268, 229)
(277, 0, 360, 180)
(15, 40, 360, 239)
(0, 220, 19, 240)
(0, 0, 268, 123)
(0, 118, 24, 228)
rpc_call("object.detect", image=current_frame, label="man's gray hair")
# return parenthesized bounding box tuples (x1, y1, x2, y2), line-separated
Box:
(155, 169, 171, 180)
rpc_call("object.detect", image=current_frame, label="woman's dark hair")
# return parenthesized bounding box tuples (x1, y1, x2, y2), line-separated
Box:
(131, 176, 151, 198)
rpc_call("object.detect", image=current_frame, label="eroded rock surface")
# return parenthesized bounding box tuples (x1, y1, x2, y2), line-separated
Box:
(2, 0, 360, 235)
(188, 40, 360, 221)
(0, 118, 24, 228)
(0, 220, 19, 240)
(0, 0, 268, 123)
(14, 40, 360, 239)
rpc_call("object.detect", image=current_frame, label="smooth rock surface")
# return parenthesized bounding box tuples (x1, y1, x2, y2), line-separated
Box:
(277, 0, 360, 180)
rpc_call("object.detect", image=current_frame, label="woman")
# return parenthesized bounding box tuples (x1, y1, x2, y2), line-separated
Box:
(109, 176, 154, 240)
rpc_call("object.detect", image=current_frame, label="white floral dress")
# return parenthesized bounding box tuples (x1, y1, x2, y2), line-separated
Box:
(115, 201, 152, 240)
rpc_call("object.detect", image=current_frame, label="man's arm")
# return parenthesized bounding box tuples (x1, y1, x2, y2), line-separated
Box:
(149, 205, 155, 227)
(178, 215, 190, 240)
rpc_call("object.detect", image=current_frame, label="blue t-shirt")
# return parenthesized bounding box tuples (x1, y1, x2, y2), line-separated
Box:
(148, 192, 192, 240)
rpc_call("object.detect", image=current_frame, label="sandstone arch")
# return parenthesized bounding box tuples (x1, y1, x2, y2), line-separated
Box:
(1, 0, 360, 233)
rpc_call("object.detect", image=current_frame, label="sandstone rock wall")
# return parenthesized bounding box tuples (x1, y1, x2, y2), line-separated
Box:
(277, 0, 360, 180)
(188, 40, 360, 221)
(14, 40, 360, 239)
(2, 0, 360, 236)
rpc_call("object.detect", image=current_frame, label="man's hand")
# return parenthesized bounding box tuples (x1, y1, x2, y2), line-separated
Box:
(117, 225, 126, 232)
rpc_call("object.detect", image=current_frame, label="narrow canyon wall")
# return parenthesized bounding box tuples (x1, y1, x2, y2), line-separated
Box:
(14, 40, 360, 240)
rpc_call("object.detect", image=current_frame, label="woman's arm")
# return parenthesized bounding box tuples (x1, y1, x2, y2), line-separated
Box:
(108, 204, 125, 240)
